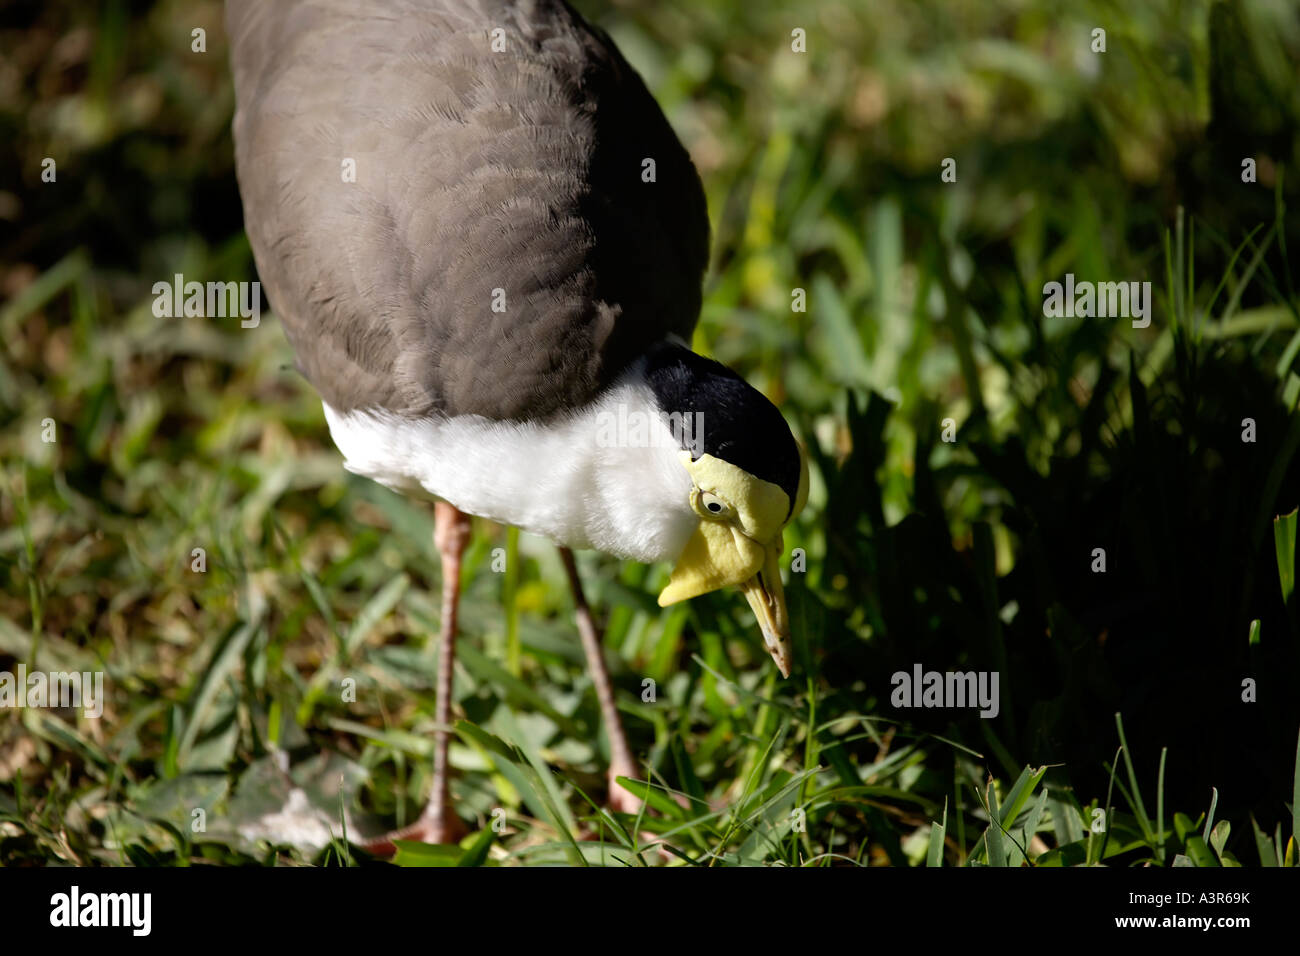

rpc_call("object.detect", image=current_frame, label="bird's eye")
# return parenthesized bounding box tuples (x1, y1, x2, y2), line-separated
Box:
(699, 491, 730, 517)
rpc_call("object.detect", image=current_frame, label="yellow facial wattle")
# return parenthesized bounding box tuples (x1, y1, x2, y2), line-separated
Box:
(657, 448, 809, 676)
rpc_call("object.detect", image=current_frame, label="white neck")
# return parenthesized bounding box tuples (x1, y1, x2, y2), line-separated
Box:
(321, 363, 698, 563)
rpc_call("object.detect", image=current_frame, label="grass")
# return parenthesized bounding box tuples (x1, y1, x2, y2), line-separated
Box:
(1, 0, 1299, 866)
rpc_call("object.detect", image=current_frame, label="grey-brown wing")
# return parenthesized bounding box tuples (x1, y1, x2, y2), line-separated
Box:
(227, 0, 709, 421)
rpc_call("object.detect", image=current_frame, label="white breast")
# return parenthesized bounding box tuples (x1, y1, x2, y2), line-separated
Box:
(320, 368, 698, 564)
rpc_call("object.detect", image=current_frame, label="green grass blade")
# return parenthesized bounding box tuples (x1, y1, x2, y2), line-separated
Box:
(927, 797, 947, 867)
(343, 574, 408, 658)
(1114, 713, 1154, 843)
(983, 777, 1006, 867)
(1275, 508, 1297, 605)
(1183, 835, 1219, 867)
(1293, 727, 1300, 861)
(456, 826, 496, 867)
(179, 616, 262, 764)
(1023, 787, 1049, 864)
(1156, 746, 1167, 864)
(1250, 814, 1278, 866)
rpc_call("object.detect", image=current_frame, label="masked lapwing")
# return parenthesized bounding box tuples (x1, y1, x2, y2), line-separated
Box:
(226, 0, 809, 850)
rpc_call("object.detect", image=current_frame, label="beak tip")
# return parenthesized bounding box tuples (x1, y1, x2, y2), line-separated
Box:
(766, 639, 792, 678)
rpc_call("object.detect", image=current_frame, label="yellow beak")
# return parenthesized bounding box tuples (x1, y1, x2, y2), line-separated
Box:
(658, 522, 792, 676)
(738, 547, 791, 677)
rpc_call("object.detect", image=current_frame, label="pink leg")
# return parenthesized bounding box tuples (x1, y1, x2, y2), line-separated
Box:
(363, 501, 470, 854)
(558, 547, 641, 814)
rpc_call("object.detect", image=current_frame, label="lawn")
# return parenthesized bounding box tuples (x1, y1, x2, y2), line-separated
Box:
(1, 0, 1298, 867)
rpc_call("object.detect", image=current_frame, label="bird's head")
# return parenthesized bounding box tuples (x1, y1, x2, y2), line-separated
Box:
(646, 346, 809, 677)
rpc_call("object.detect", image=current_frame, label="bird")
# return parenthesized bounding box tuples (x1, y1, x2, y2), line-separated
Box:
(225, 0, 808, 851)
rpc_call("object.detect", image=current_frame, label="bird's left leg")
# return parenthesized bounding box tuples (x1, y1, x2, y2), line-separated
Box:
(362, 500, 471, 855)
(558, 547, 641, 815)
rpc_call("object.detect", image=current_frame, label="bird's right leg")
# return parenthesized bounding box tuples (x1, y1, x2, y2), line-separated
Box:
(558, 547, 642, 816)
(362, 500, 471, 854)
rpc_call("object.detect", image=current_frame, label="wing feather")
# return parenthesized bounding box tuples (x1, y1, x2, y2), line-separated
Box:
(227, 0, 710, 420)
